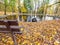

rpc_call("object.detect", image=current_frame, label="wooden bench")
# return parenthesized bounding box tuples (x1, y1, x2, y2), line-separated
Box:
(7, 20, 22, 45)
(0, 20, 21, 31)
(0, 20, 22, 45)
(0, 20, 10, 32)
(7, 20, 20, 32)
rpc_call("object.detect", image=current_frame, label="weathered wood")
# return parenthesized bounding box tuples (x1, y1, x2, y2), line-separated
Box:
(8, 20, 20, 31)
(0, 20, 9, 31)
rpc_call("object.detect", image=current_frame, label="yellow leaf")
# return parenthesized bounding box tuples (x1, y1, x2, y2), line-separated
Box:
(20, 28, 24, 31)
(54, 41, 59, 45)
(21, 6, 27, 12)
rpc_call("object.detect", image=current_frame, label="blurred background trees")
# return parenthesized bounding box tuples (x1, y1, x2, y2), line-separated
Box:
(0, 0, 60, 15)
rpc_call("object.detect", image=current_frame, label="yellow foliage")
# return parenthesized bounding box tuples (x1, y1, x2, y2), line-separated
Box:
(22, 15, 27, 20)
(20, 6, 27, 13)
(54, 41, 60, 45)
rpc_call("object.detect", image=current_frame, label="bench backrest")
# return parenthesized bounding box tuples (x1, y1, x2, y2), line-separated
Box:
(0, 20, 9, 31)
(8, 20, 20, 31)
(0, 20, 20, 31)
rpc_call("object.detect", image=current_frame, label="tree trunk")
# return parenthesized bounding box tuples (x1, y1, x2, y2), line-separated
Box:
(4, 3, 6, 15)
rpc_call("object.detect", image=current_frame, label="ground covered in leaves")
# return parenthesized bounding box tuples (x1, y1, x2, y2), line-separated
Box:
(16, 20, 60, 45)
